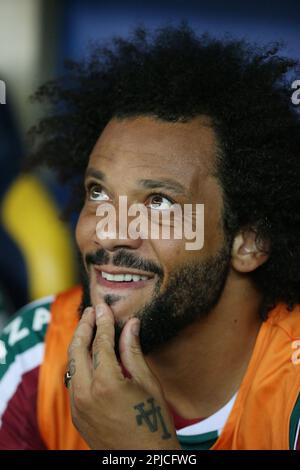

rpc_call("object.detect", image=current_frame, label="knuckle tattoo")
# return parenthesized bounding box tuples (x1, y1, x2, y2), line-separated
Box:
(93, 351, 100, 369)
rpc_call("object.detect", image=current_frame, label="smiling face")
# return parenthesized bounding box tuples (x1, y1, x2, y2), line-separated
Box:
(76, 115, 231, 354)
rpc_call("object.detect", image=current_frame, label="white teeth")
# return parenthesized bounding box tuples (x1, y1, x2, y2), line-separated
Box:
(101, 271, 148, 282)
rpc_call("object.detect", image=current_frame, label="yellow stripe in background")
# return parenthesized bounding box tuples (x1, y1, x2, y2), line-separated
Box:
(1, 174, 77, 300)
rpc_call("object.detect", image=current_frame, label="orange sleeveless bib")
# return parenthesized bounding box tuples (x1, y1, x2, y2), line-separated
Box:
(37, 286, 300, 449)
(37, 286, 89, 450)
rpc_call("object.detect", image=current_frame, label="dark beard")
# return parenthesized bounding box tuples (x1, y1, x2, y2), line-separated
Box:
(78, 246, 231, 357)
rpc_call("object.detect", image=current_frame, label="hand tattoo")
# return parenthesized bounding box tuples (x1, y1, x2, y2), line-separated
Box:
(134, 397, 172, 440)
(93, 351, 100, 370)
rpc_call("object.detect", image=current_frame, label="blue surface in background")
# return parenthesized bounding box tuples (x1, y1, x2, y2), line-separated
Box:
(59, 0, 300, 65)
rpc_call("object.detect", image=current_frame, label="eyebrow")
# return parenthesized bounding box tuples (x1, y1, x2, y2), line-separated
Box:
(85, 168, 187, 196)
(85, 168, 106, 181)
(137, 178, 187, 195)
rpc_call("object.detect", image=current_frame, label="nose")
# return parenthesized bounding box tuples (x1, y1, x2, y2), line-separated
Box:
(96, 232, 143, 252)
(95, 202, 143, 252)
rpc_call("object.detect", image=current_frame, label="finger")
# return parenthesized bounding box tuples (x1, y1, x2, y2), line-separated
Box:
(67, 306, 95, 388)
(92, 303, 123, 381)
(119, 318, 158, 391)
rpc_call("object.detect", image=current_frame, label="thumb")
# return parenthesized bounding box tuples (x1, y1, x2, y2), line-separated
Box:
(119, 318, 155, 388)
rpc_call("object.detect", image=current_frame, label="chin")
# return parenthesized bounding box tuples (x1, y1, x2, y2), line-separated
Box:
(89, 284, 144, 324)
(88, 268, 158, 323)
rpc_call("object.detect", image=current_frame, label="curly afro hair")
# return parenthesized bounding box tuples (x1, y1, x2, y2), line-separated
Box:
(27, 24, 300, 318)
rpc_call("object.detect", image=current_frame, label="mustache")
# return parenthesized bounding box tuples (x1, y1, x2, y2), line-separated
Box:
(85, 248, 164, 277)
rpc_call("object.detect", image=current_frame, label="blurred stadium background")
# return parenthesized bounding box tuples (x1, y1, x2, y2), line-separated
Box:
(0, 0, 299, 330)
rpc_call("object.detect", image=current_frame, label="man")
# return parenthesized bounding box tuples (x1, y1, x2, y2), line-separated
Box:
(0, 25, 300, 450)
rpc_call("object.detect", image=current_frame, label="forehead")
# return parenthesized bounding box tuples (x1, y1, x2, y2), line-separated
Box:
(88, 115, 218, 184)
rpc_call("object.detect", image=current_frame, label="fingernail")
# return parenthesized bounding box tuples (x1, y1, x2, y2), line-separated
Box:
(131, 320, 140, 337)
(82, 307, 92, 318)
(96, 305, 104, 318)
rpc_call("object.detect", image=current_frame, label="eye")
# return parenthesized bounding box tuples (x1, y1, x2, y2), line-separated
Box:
(146, 194, 174, 210)
(86, 183, 110, 202)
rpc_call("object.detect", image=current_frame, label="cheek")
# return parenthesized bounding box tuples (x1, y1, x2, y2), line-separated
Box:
(203, 206, 224, 255)
(150, 239, 187, 274)
(149, 214, 224, 276)
(75, 209, 97, 252)
(201, 181, 226, 254)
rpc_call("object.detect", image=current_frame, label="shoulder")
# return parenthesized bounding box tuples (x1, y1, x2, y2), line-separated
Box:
(0, 296, 55, 449)
(264, 304, 300, 449)
(268, 303, 300, 339)
(0, 295, 54, 382)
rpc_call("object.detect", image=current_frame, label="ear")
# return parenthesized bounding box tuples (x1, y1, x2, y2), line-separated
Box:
(231, 229, 270, 273)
